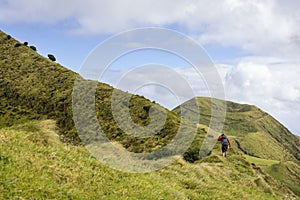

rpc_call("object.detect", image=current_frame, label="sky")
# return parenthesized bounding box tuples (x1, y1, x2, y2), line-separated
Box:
(0, 0, 300, 136)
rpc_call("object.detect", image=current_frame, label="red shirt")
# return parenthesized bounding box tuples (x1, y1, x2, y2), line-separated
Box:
(217, 135, 231, 147)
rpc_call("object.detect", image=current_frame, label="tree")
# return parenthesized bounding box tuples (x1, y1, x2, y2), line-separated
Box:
(23, 42, 28, 46)
(48, 54, 56, 62)
(14, 43, 22, 47)
(29, 46, 37, 51)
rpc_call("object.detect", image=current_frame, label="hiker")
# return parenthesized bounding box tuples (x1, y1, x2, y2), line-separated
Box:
(217, 133, 231, 157)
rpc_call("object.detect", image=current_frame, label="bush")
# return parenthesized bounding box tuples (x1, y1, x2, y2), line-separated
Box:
(48, 54, 56, 62)
(14, 43, 22, 48)
(23, 42, 28, 46)
(183, 147, 212, 163)
(29, 46, 37, 51)
(143, 105, 151, 112)
(183, 148, 200, 163)
(7, 35, 11, 40)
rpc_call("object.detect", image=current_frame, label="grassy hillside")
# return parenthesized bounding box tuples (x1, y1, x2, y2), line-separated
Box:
(0, 30, 77, 142)
(173, 97, 300, 162)
(265, 161, 300, 196)
(1, 30, 299, 198)
(0, 120, 297, 199)
(0, 30, 196, 156)
(173, 97, 300, 195)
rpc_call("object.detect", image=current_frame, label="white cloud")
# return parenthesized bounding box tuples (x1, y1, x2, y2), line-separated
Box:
(100, 56, 300, 135)
(224, 59, 300, 134)
(1, 0, 299, 59)
(100, 65, 204, 109)
(0, 0, 192, 33)
(0, 0, 78, 24)
(1, 0, 299, 134)
(225, 63, 273, 99)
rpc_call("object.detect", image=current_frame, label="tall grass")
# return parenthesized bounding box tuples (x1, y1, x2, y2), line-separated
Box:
(0, 121, 297, 199)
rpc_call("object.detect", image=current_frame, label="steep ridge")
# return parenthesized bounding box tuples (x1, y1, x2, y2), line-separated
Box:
(0, 30, 194, 155)
(173, 97, 300, 195)
(173, 97, 300, 162)
(0, 30, 77, 142)
(1, 30, 299, 198)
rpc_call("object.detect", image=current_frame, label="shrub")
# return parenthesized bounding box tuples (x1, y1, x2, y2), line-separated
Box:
(48, 54, 56, 62)
(143, 105, 151, 112)
(183, 147, 212, 163)
(7, 35, 11, 40)
(29, 46, 37, 51)
(14, 43, 22, 48)
(23, 42, 28, 46)
(183, 148, 200, 163)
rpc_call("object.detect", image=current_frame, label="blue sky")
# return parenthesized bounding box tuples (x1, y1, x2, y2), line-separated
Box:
(0, 23, 251, 71)
(1, 0, 300, 136)
(0, 23, 248, 71)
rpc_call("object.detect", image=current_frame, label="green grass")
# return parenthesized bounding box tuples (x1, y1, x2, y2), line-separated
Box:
(244, 155, 279, 167)
(238, 132, 290, 161)
(244, 154, 300, 196)
(173, 97, 300, 162)
(0, 121, 182, 199)
(1, 30, 299, 199)
(256, 115, 300, 161)
(0, 30, 192, 153)
(173, 97, 261, 136)
(0, 30, 78, 142)
(265, 161, 300, 196)
(0, 120, 296, 199)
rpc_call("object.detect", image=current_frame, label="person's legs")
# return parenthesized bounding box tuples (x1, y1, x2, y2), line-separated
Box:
(222, 145, 228, 157)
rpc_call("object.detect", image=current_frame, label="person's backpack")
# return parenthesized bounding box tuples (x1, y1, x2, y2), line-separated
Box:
(221, 134, 228, 145)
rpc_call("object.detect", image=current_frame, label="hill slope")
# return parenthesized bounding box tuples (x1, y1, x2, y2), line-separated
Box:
(0, 120, 297, 199)
(0, 30, 195, 156)
(1, 30, 299, 198)
(173, 97, 300, 162)
(173, 97, 300, 195)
